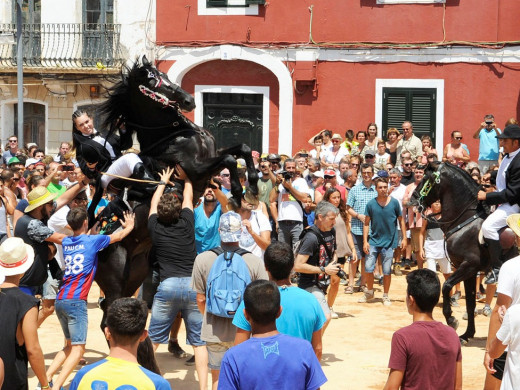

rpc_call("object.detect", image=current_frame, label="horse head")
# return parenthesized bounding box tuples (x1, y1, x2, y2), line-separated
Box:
(410, 161, 480, 212)
(410, 161, 443, 211)
(130, 55, 196, 112)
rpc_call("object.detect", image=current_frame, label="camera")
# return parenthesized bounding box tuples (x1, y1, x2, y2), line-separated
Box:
(337, 268, 348, 280)
(280, 170, 293, 181)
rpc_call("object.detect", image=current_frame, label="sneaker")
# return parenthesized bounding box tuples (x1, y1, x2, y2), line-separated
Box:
(185, 355, 195, 366)
(393, 264, 402, 276)
(378, 276, 384, 286)
(485, 269, 499, 285)
(451, 291, 461, 301)
(382, 296, 392, 306)
(450, 297, 459, 307)
(360, 285, 368, 293)
(168, 339, 188, 358)
(358, 290, 374, 303)
(355, 278, 361, 287)
(462, 308, 478, 320)
(404, 260, 411, 270)
(330, 307, 339, 319)
(340, 278, 348, 286)
(482, 305, 492, 317)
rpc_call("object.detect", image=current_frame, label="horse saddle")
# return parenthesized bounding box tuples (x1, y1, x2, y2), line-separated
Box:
(478, 226, 517, 250)
(96, 196, 130, 236)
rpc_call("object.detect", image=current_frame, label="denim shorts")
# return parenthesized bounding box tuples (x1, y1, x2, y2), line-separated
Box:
(148, 277, 205, 346)
(55, 299, 88, 345)
(365, 246, 395, 275)
(352, 234, 366, 260)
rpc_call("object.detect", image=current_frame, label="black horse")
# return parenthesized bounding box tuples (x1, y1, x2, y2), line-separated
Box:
(91, 56, 258, 339)
(409, 161, 517, 344)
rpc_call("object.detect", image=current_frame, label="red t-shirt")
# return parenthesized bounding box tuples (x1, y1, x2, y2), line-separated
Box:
(388, 321, 462, 390)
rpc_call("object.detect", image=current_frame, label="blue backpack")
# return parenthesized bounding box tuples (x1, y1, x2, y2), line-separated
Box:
(206, 247, 251, 318)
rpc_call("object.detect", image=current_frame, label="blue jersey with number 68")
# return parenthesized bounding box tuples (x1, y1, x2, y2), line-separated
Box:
(57, 234, 111, 301)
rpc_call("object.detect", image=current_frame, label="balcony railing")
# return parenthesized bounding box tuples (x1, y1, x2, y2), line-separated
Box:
(0, 23, 124, 70)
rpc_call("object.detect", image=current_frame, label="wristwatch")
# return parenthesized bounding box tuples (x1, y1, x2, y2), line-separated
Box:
(319, 266, 326, 274)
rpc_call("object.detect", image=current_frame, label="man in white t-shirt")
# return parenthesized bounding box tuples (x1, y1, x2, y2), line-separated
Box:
(484, 214, 520, 390)
(269, 159, 310, 249)
(238, 189, 271, 259)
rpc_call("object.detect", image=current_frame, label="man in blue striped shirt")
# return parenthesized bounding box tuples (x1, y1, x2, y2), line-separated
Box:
(346, 163, 377, 291)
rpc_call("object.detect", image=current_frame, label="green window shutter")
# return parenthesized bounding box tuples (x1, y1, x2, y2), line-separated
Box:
(246, 0, 266, 4)
(207, 0, 228, 7)
(382, 88, 436, 144)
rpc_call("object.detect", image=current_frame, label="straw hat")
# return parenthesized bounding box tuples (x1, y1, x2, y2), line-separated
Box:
(506, 214, 520, 237)
(0, 237, 35, 276)
(24, 187, 58, 213)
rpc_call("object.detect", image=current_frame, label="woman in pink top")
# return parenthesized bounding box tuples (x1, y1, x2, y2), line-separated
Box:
(443, 130, 470, 168)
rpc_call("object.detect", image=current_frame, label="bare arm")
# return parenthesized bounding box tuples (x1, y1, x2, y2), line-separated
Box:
(294, 253, 338, 276)
(398, 216, 407, 250)
(383, 369, 404, 390)
(484, 293, 512, 373)
(242, 219, 271, 251)
(45, 232, 66, 245)
(473, 125, 484, 139)
(149, 167, 175, 216)
(418, 219, 427, 261)
(1, 195, 14, 215)
(213, 185, 229, 211)
(314, 189, 323, 204)
(196, 293, 206, 315)
(454, 361, 462, 390)
(108, 211, 135, 244)
(234, 329, 251, 346)
(311, 329, 323, 361)
(363, 215, 370, 254)
(21, 307, 49, 388)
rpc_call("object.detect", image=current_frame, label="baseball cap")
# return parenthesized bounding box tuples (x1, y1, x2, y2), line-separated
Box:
(267, 153, 281, 162)
(324, 169, 336, 177)
(219, 211, 242, 243)
(365, 149, 376, 157)
(312, 171, 324, 179)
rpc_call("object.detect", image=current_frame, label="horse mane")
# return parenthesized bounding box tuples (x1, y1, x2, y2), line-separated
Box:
(442, 162, 480, 195)
(98, 59, 142, 131)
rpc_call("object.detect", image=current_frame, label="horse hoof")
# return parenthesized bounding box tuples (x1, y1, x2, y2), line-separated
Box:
(460, 338, 468, 346)
(448, 317, 459, 330)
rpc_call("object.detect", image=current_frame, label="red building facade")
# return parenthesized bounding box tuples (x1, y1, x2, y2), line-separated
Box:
(155, 0, 520, 156)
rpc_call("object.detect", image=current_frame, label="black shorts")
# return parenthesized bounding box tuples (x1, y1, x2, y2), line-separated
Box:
(491, 351, 507, 381)
(337, 256, 346, 265)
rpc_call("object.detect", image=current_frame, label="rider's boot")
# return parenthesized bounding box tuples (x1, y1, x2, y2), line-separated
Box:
(129, 162, 157, 199)
(484, 238, 503, 284)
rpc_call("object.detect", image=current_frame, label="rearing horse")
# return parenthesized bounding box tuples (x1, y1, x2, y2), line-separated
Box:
(409, 161, 517, 344)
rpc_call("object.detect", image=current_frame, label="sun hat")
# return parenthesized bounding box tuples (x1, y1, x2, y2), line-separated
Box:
(24, 186, 58, 213)
(331, 133, 343, 140)
(25, 157, 39, 167)
(506, 214, 520, 237)
(0, 237, 35, 276)
(219, 211, 243, 243)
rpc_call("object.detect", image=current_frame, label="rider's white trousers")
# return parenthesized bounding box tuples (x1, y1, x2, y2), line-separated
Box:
(482, 202, 520, 240)
(101, 152, 143, 189)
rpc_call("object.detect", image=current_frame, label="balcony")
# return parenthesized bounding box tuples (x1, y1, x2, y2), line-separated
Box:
(0, 23, 123, 72)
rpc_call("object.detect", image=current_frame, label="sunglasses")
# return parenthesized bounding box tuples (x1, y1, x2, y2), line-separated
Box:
(12, 178, 20, 181)
(351, 163, 359, 166)
(454, 137, 463, 140)
(331, 140, 340, 143)
(324, 175, 335, 179)
(403, 163, 412, 166)
(365, 155, 375, 158)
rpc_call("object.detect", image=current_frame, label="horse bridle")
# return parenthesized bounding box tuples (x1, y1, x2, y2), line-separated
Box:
(416, 162, 486, 239)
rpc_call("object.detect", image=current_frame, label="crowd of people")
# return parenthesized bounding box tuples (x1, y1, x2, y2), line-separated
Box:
(0, 111, 519, 390)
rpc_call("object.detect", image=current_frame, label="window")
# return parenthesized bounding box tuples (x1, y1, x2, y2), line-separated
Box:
(82, 0, 115, 66)
(377, 0, 444, 3)
(13, 102, 45, 147)
(382, 88, 436, 144)
(207, 0, 265, 7)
